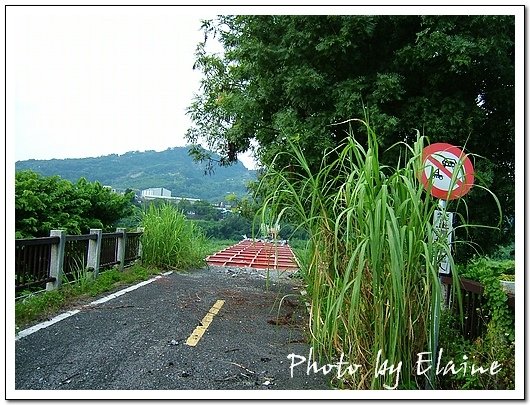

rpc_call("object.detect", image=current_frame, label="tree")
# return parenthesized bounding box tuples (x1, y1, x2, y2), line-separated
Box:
(15, 170, 135, 238)
(192, 200, 223, 221)
(74, 178, 136, 230)
(186, 15, 515, 258)
(15, 171, 86, 238)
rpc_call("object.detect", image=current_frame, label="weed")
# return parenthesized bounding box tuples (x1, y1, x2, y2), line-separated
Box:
(140, 203, 208, 270)
(258, 120, 469, 389)
(455, 258, 515, 389)
(15, 290, 66, 328)
(15, 265, 160, 330)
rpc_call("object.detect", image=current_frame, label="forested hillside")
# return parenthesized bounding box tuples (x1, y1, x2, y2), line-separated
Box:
(15, 147, 256, 201)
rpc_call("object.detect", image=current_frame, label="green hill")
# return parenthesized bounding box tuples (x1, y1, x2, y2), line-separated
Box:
(15, 147, 256, 202)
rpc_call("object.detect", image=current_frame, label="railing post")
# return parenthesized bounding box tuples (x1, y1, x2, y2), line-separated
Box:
(137, 227, 145, 261)
(87, 229, 103, 277)
(47, 230, 66, 291)
(116, 227, 127, 271)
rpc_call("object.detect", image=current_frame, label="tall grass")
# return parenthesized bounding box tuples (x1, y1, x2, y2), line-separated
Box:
(259, 120, 463, 389)
(141, 203, 207, 270)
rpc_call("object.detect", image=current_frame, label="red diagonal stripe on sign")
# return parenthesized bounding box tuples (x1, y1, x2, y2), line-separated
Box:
(426, 155, 464, 188)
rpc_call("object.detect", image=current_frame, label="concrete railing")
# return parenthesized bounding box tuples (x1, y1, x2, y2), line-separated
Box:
(15, 228, 143, 293)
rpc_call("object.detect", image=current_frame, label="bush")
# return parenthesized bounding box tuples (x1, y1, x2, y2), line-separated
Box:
(259, 121, 459, 389)
(438, 258, 515, 389)
(140, 203, 208, 270)
(459, 257, 515, 280)
(491, 241, 515, 261)
(15, 170, 135, 237)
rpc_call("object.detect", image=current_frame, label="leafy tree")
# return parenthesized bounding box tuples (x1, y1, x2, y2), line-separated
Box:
(195, 213, 252, 240)
(191, 200, 223, 221)
(16, 171, 86, 238)
(15, 170, 135, 238)
(186, 15, 515, 259)
(74, 178, 135, 230)
(224, 192, 259, 221)
(176, 198, 195, 215)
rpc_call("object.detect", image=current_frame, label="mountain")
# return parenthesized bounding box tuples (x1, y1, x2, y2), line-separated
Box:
(15, 147, 257, 202)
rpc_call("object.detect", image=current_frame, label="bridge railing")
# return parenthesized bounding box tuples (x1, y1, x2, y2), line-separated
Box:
(15, 228, 143, 294)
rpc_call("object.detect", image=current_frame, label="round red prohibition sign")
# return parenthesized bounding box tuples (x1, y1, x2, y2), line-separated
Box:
(421, 143, 474, 200)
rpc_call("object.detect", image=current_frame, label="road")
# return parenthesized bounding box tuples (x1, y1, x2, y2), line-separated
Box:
(15, 266, 332, 394)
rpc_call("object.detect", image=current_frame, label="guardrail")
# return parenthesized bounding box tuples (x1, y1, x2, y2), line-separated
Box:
(440, 275, 515, 341)
(15, 228, 143, 294)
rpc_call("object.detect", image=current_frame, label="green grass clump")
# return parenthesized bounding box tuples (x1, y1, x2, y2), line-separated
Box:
(140, 203, 208, 270)
(15, 290, 66, 328)
(258, 120, 472, 389)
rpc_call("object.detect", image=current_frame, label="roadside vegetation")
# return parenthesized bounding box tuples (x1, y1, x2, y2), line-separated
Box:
(258, 120, 506, 389)
(14, 14, 515, 391)
(438, 257, 515, 389)
(15, 203, 212, 332)
(15, 264, 161, 331)
(15, 170, 135, 238)
(140, 203, 208, 271)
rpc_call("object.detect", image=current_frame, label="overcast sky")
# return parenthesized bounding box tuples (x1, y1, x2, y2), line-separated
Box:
(7, 4, 523, 173)
(7, 6, 262, 168)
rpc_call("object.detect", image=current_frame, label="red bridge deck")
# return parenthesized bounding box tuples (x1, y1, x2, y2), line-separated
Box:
(206, 240, 299, 271)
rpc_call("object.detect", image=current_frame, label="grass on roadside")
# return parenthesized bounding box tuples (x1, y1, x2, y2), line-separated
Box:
(203, 238, 240, 257)
(141, 203, 208, 270)
(257, 119, 478, 389)
(15, 264, 161, 331)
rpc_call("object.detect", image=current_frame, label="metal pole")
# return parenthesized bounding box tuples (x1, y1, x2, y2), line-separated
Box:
(428, 199, 448, 389)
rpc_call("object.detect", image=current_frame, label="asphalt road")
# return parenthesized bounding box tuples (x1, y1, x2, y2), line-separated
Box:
(15, 266, 332, 394)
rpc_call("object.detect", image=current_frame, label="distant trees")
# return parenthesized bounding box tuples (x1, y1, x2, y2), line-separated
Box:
(188, 200, 224, 221)
(194, 214, 252, 241)
(138, 193, 303, 241)
(15, 170, 135, 238)
(15, 147, 254, 202)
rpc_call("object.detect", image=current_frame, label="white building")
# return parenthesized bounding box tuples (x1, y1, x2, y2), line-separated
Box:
(141, 187, 171, 198)
(140, 188, 202, 204)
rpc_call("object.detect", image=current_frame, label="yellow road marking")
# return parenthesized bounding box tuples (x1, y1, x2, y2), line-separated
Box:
(185, 300, 225, 347)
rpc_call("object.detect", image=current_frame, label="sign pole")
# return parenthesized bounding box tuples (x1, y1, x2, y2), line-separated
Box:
(419, 142, 474, 389)
(429, 199, 447, 389)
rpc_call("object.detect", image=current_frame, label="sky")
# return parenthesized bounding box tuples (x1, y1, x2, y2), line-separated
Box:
(7, 6, 258, 170)
(5, 4, 525, 400)
(6, 4, 523, 173)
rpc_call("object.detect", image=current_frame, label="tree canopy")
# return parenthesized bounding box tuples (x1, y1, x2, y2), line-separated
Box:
(186, 15, 515, 258)
(15, 170, 135, 238)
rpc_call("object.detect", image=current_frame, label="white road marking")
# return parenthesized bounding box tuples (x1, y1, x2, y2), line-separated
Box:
(15, 310, 81, 341)
(15, 271, 174, 341)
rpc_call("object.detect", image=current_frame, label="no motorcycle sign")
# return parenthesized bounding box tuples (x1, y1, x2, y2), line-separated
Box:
(420, 142, 474, 275)
(420, 143, 474, 200)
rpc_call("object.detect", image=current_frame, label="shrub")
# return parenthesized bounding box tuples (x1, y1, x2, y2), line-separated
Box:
(439, 258, 515, 389)
(140, 203, 207, 270)
(258, 120, 462, 389)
